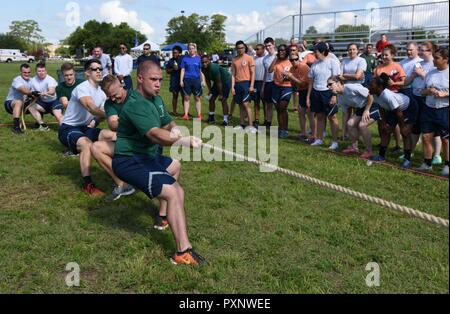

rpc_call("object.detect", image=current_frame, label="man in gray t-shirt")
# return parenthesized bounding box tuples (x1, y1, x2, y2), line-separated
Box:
(88, 46, 112, 78)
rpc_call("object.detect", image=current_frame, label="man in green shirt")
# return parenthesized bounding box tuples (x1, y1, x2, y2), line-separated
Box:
(56, 63, 84, 108)
(201, 55, 231, 126)
(112, 61, 207, 266)
(360, 44, 378, 87)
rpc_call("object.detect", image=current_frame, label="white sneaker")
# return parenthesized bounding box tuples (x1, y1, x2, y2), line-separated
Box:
(246, 126, 258, 134)
(416, 163, 433, 172)
(441, 165, 449, 177)
(328, 142, 339, 151)
(233, 125, 244, 132)
(311, 139, 323, 146)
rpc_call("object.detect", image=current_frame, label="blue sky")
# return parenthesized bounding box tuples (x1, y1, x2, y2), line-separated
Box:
(0, 0, 440, 44)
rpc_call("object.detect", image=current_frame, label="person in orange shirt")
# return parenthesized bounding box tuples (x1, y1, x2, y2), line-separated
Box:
(231, 40, 257, 133)
(268, 44, 292, 138)
(374, 44, 405, 153)
(284, 52, 312, 142)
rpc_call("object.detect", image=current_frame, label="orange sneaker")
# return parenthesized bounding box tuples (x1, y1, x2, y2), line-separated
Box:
(360, 151, 373, 159)
(82, 183, 105, 197)
(196, 114, 203, 120)
(170, 249, 208, 266)
(181, 114, 189, 121)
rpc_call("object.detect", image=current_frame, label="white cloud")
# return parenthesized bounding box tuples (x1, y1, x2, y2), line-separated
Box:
(99, 1, 154, 38)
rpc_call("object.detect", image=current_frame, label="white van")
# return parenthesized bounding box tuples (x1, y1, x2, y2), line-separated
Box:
(0, 49, 35, 63)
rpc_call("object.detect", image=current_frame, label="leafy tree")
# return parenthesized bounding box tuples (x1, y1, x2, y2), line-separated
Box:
(8, 20, 45, 43)
(0, 33, 28, 51)
(306, 26, 318, 34)
(65, 20, 146, 56)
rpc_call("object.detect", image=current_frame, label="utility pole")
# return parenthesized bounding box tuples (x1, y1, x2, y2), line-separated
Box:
(298, 0, 303, 40)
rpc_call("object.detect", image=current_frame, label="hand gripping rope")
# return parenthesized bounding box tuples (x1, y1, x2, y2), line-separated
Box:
(201, 143, 449, 228)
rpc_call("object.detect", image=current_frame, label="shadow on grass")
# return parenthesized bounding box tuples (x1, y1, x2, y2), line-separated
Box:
(87, 195, 176, 255)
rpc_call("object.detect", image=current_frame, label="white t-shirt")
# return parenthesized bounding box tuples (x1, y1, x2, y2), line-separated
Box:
(424, 67, 449, 109)
(375, 89, 410, 112)
(263, 53, 276, 83)
(114, 54, 133, 77)
(63, 80, 107, 127)
(31, 75, 58, 102)
(6, 76, 32, 101)
(299, 51, 313, 62)
(341, 57, 367, 84)
(411, 60, 436, 97)
(340, 84, 370, 110)
(254, 55, 266, 81)
(400, 56, 423, 88)
(309, 58, 341, 91)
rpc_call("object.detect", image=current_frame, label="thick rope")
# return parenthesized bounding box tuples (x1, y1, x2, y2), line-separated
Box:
(202, 143, 449, 228)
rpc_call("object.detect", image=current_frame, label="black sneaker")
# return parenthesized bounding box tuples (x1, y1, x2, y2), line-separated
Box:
(390, 146, 402, 154)
(253, 120, 260, 128)
(154, 215, 169, 231)
(12, 126, 23, 135)
(221, 120, 229, 126)
(207, 114, 215, 124)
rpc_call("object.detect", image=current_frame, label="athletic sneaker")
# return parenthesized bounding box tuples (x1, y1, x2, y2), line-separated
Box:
(247, 126, 259, 135)
(416, 163, 433, 172)
(441, 165, 449, 177)
(370, 155, 386, 162)
(342, 147, 359, 154)
(360, 151, 373, 159)
(298, 135, 308, 143)
(62, 150, 79, 158)
(311, 139, 323, 146)
(432, 155, 443, 166)
(233, 125, 244, 132)
(207, 115, 215, 123)
(305, 137, 316, 144)
(12, 126, 23, 135)
(221, 120, 229, 127)
(390, 146, 402, 154)
(401, 160, 411, 169)
(196, 114, 203, 120)
(278, 130, 289, 138)
(82, 183, 105, 197)
(170, 248, 208, 266)
(154, 215, 169, 231)
(328, 142, 339, 151)
(399, 153, 414, 161)
(253, 120, 260, 128)
(105, 184, 136, 202)
(181, 114, 189, 121)
(38, 124, 50, 132)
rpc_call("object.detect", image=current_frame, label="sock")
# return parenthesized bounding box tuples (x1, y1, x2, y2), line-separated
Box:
(404, 150, 412, 161)
(425, 159, 432, 167)
(445, 161, 449, 167)
(13, 118, 20, 128)
(223, 115, 229, 122)
(209, 112, 215, 116)
(379, 146, 387, 158)
(83, 176, 93, 185)
(241, 124, 246, 129)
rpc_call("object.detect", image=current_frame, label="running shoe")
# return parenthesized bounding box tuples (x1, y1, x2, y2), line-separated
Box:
(207, 115, 215, 123)
(154, 215, 170, 231)
(170, 249, 208, 266)
(328, 142, 339, 151)
(305, 137, 316, 144)
(441, 165, 449, 177)
(298, 135, 308, 143)
(342, 147, 359, 154)
(311, 139, 323, 146)
(38, 124, 50, 132)
(416, 163, 433, 172)
(432, 155, 443, 166)
(401, 160, 411, 169)
(399, 153, 414, 161)
(370, 155, 386, 162)
(278, 130, 289, 138)
(62, 150, 79, 158)
(233, 125, 244, 132)
(12, 126, 23, 135)
(105, 184, 136, 202)
(247, 126, 259, 135)
(181, 114, 189, 121)
(82, 183, 105, 197)
(196, 114, 203, 120)
(221, 120, 229, 127)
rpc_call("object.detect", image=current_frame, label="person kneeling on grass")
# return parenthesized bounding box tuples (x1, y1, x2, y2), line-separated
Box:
(112, 61, 207, 265)
(58, 59, 116, 196)
(368, 73, 418, 168)
(327, 76, 380, 159)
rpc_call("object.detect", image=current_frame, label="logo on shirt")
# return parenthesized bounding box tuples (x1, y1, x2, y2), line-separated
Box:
(242, 61, 248, 66)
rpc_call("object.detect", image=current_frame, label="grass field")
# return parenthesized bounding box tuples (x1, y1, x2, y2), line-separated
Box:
(0, 62, 448, 293)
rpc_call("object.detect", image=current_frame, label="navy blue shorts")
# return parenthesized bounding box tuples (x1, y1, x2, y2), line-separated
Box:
(263, 82, 274, 103)
(386, 101, 418, 127)
(310, 89, 338, 116)
(182, 78, 202, 97)
(234, 81, 251, 105)
(272, 84, 293, 104)
(252, 81, 264, 103)
(211, 81, 231, 100)
(112, 154, 176, 199)
(298, 90, 308, 108)
(4, 100, 15, 114)
(355, 103, 381, 121)
(420, 105, 449, 138)
(58, 124, 102, 155)
(170, 78, 182, 94)
(36, 99, 64, 114)
(412, 95, 427, 135)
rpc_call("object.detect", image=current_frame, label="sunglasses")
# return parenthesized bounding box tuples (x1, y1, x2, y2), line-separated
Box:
(290, 58, 299, 62)
(143, 48, 150, 50)
(90, 67, 103, 72)
(420, 49, 431, 52)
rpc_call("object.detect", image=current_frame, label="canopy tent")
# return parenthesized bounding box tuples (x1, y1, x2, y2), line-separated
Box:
(162, 42, 188, 52)
(131, 40, 161, 52)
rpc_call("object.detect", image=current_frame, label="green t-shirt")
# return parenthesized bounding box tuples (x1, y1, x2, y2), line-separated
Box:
(360, 53, 377, 74)
(115, 90, 173, 157)
(104, 90, 131, 118)
(203, 63, 231, 86)
(56, 79, 84, 100)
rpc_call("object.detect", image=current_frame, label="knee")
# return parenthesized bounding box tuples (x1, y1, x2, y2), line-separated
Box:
(90, 141, 101, 156)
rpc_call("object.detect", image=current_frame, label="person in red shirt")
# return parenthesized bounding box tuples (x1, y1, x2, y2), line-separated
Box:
(376, 34, 391, 54)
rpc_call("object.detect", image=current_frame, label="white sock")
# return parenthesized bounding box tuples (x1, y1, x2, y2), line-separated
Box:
(209, 112, 215, 116)
(224, 115, 229, 122)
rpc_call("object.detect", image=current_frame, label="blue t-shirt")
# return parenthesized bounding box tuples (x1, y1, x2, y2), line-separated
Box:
(181, 55, 201, 79)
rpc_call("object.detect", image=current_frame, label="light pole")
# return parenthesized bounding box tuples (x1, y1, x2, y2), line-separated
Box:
(298, 0, 303, 40)
(354, 15, 358, 27)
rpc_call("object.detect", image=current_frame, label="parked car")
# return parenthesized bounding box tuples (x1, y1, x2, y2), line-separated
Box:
(0, 49, 35, 63)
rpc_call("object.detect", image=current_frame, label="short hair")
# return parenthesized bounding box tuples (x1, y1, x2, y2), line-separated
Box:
(347, 43, 359, 50)
(188, 43, 197, 50)
(264, 37, 275, 45)
(407, 41, 418, 49)
(36, 62, 46, 70)
(84, 59, 102, 71)
(173, 45, 182, 53)
(144, 43, 151, 48)
(289, 44, 298, 50)
(383, 44, 397, 56)
(235, 40, 245, 47)
(381, 33, 387, 38)
(20, 64, 30, 71)
(137, 60, 161, 76)
(256, 44, 265, 50)
(313, 42, 329, 56)
(201, 55, 210, 60)
(421, 41, 437, 53)
(61, 63, 74, 72)
(119, 42, 128, 48)
(434, 46, 449, 60)
(100, 74, 119, 92)
(366, 43, 373, 48)
(328, 75, 344, 85)
(94, 45, 103, 50)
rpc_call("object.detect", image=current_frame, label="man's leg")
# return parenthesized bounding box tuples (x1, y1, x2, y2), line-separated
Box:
(243, 101, 254, 127)
(99, 129, 117, 142)
(172, 92, 179, 115)
(10, 100, 23, 133)
(52, 109, 64, 126)
(91, 141, 124, 187)
(195, 96, 202, 118)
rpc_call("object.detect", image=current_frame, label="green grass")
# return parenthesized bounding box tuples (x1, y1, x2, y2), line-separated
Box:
(0, 62, 448, 293)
